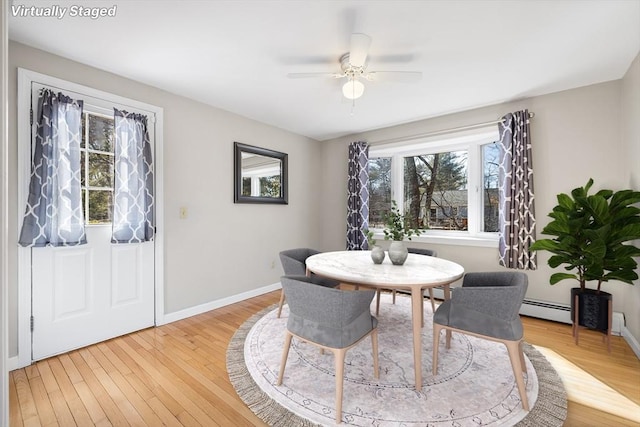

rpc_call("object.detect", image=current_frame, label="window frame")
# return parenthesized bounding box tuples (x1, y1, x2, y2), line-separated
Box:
(368, 126, 500, 248)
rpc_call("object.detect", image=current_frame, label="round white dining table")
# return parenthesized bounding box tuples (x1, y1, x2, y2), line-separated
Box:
(305, 250, 464, 392)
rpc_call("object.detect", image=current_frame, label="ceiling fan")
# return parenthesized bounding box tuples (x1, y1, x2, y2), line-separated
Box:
(287, 33, 422, 100)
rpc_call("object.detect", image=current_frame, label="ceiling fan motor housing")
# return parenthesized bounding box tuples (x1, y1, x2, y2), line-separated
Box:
(340, 53, 366, 79)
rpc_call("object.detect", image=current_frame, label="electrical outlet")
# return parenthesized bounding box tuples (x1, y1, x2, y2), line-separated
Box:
(179, 206, 188, 219)
(270, 260, 276, 269)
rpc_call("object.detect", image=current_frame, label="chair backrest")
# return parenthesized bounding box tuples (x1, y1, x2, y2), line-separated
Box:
(436, 271, 528, 340)
(462, 271, 527, 290)
(408, 247, 438, 257)
(279, 248, 320, 275)
(280, 275, 377, 348)
(458, 271, 528, 321)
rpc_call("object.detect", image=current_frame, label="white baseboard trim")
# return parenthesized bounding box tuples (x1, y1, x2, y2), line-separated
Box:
(8, 356, 20, 372)
(160, 282, 281, 325)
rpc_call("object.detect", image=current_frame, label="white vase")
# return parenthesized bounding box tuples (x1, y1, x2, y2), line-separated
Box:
(388, 241, 408, 265)
(370, 246, 385, 264)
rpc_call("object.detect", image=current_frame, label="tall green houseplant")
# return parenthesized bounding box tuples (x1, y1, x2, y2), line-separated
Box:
(530, 178, 640, 292)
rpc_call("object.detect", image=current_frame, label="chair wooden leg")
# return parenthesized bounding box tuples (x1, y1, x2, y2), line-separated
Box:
(277, 332, 293, 385)
(334, 348, 346, 424)
(375, 289, 381, 316)
(428, 288, 436, 313)
(505, 340, 529, 411)
(392, 289, 396, 304)
(518, 340, 527, 373)
(371, 329, 379, 379)
(432, 323, 442, 375)
(277, 289, 286, 318)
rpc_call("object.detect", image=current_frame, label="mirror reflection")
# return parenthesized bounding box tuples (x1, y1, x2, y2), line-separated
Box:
(240, 153, 282, 198)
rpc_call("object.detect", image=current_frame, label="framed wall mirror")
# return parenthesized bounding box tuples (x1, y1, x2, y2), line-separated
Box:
(234, 142, 288, 204)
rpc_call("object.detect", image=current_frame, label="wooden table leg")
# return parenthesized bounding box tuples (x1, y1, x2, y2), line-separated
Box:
(411, 288, 423, 392)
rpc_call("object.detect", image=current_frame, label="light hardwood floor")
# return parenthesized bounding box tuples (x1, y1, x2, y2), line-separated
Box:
(9, 291, 640, 426)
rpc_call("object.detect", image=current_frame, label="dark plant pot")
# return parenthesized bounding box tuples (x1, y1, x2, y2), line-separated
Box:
(570, 288, 612, 332)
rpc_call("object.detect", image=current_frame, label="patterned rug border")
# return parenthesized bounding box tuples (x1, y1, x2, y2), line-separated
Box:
(227, 303, 568, 426)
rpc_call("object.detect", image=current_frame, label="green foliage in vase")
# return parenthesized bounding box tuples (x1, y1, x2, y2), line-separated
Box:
(530, 178, 640, 292)
(383, 200, 422, 241)
(365, 228, 377, 248)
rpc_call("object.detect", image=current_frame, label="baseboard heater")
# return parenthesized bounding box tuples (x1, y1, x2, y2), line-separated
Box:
(519, 298, 624, 336)
(425, 288, 624, 336)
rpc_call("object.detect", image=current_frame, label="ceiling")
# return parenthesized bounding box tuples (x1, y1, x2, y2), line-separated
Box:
(8, 0, 640, 141)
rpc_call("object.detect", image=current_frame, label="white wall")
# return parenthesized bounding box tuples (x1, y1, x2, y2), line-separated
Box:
(320, 79, 635, 333)
(621, 53, 640, 341)
(7, 42, 323, 357)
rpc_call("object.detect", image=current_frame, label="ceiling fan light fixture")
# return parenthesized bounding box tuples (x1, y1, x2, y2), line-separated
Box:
(342, 79, 364, 100)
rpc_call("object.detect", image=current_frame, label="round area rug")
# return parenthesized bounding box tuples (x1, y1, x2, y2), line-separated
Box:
(228, 294, 567, 426)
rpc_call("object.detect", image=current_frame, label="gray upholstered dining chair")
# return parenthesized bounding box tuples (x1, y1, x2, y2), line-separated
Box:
(432, 271, 530, 411)
(277, 275, 379, 424)
(278, 248, 339, 318)
(375, 247, 439, 319)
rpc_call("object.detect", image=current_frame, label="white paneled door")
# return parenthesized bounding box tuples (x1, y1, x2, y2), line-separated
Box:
(32, 225, 154, 360)
(19, 70, 162, 367)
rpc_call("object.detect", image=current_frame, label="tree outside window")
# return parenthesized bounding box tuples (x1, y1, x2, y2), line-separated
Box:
(403, 150, 468, 230)
(368, 157, 392, 228)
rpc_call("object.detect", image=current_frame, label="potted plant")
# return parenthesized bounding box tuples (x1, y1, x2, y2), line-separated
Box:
(530, 178, 640, 338)
(365, 228, 385, 264)
(383, 200, 422, 265)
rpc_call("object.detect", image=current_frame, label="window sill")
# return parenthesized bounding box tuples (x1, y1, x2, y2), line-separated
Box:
(371, 231, 499, 248)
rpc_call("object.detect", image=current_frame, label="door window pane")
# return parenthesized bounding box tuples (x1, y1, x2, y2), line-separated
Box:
(84, 189, 113, 224)
(88, 115, 114, 151)
(81, 112, 115, 224)
(88, 152, 113, 188)
(80, 151, 86, 186)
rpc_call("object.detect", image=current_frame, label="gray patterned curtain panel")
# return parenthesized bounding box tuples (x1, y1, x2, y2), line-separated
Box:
(346, 141, 369, 250)
(111, 109, 155, 243)
(19, 89, 86, 247)
(498, 110, 537, 269)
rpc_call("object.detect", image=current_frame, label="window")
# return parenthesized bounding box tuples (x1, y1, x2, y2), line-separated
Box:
(482, 143, 500, 232)
(81, 112, 114, 224)
(368, 127, 500, 246)
(403, 149, 468, 230)
(369, 157, 392, 228)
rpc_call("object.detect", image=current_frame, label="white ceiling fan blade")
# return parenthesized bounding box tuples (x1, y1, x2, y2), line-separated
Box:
(365, 71, 423, 82)
(287, 72, 344, 79)
(349, 33, 372, 67)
